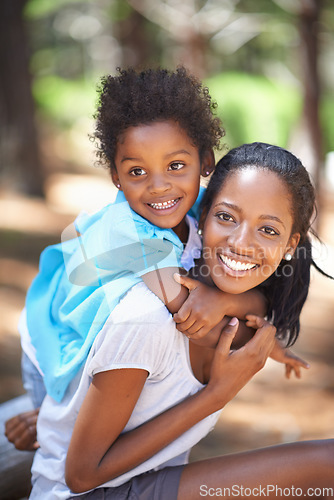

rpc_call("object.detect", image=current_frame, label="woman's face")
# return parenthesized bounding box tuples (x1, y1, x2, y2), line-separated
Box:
(202, 167, 300, 294)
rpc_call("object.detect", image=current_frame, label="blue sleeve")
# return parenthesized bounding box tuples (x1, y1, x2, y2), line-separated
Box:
(67, 200, 184, 287)
(188, 185, 206, 220)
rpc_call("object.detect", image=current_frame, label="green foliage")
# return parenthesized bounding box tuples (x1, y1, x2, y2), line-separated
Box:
(24, 0, 89, 19)
(32, 75, 96, 125)
(321, 95, 334, 153)
(205, 72, 302, 153)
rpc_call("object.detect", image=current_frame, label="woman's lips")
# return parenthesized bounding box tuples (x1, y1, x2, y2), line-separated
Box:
(218, 254, 258, 272)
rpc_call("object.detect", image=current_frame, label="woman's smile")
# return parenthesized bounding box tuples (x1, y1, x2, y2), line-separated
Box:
(218, 253, 258, 273)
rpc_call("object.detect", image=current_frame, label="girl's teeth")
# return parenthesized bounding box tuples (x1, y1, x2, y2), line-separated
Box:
(150, 199, 178, 210)
(219, 255, 257, 271)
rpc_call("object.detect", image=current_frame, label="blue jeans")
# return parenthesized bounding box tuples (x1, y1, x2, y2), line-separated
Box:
(21, 352, 46, 408)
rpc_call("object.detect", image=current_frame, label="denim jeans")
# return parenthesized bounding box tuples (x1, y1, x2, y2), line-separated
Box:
(21, 352, 46, 408)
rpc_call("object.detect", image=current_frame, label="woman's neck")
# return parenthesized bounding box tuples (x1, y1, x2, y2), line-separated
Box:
(190, 256, 215, 286)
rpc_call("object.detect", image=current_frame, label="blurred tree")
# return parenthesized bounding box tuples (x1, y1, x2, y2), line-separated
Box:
(298, 0, 323, 188)
(0, 0, 44, 196)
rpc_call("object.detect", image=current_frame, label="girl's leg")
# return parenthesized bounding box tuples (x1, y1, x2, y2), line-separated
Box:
(21, 352, 46, 408)
(178, 439, 334, 499)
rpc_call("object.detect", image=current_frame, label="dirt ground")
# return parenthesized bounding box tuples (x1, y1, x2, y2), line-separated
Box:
(0, 172, 333, 461)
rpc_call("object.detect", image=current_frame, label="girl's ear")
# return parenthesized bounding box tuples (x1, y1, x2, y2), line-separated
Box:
(284, 232, 300, 259)
(111, 169, 122, 190)
(200, 150, 215, 177)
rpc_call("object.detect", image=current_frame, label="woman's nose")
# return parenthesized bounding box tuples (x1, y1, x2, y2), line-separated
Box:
(227, 223, 255, 255)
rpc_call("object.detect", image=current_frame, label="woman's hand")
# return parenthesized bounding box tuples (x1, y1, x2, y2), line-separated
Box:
(206, 315, 276, 407)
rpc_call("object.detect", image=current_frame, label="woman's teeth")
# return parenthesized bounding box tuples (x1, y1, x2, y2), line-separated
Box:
(219, 255, 257, 271)
(149, 199, 179, 210)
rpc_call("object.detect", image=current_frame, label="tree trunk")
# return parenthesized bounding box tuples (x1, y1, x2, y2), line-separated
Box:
(298, 0, 323, 189)
(0, 0, 44, 196)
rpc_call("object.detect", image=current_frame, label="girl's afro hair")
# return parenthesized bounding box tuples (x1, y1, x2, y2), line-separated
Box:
(93, 67, 224, 171)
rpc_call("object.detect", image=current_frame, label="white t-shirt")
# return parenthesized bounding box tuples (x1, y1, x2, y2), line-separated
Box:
(30, 282, 221, 499)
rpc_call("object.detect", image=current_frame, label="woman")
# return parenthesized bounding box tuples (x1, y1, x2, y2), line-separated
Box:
(30, 143, 334, 499)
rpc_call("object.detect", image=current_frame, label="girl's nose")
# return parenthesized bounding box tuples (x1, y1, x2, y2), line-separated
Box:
(149, 173, 172, 194)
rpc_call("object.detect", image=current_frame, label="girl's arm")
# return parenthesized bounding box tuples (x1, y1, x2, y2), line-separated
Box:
(173, 274, 266, 338)
(141, 267, 189, 314)
(142, 269, 267, 340)
(65, 317, 275, 494)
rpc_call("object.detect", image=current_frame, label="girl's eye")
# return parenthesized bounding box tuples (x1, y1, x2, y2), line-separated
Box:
(168, 162, 184, 171)
(216, 212, 235, 223)
(260, 226, 279, 236)
(130, 167, 146, 176)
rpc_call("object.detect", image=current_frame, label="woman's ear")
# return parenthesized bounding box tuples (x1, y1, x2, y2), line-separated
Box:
(111, 169, 122, 190)
(200, 150, 215, 177)
(198, 207, 208, 234)
(284, 232, 300, 259)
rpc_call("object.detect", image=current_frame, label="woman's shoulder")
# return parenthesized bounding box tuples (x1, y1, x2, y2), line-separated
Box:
(112, 282, 171, 323)
(87, 283, 177, 378)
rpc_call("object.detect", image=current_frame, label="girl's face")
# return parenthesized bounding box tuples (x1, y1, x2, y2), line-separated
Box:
(202, 167, 300, 294)
(112, 120, 213, 242)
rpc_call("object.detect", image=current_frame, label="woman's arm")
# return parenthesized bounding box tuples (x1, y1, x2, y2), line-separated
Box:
(65, 317, 275, 493)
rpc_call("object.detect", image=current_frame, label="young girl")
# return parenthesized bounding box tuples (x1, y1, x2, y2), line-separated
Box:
(29, 143, 333, 499)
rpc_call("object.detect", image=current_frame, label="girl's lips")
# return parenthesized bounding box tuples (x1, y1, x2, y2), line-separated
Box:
(147, 198, 180, 211)
(218, 254, 258, 272)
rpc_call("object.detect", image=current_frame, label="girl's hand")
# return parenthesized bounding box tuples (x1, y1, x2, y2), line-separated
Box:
(173, 274, 227, 339)
(246, 315, 310, 379)
(207, 316, 276, 406)
(269, 341, 310, 379)
(5, 408, 40, 451)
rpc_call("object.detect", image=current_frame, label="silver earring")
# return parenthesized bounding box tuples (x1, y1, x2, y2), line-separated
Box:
(116, 184, 121, 189)
(197, 228, 203, 236)
(284, 253, 292, 261)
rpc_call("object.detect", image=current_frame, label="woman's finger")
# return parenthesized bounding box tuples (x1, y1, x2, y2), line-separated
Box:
(215, 318, 239, 357)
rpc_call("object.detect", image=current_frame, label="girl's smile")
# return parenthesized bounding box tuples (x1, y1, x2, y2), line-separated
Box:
(202, 167, 300, 294)
(112, 120, 213, 242)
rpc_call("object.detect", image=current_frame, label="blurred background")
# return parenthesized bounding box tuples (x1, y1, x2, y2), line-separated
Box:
(0, 0, 334, 464)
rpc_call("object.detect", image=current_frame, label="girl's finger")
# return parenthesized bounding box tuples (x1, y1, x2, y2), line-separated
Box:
(175, 316, 198, 333)
(173, 273, 199, 292)
(173, 304, 191, 323)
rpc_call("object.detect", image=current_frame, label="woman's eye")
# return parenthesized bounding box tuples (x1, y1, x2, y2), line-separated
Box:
(260, 226, 279, 236)
(130, 168, 146, 176)
(216, 212, 234, 222)
(168, 162, 184, 171)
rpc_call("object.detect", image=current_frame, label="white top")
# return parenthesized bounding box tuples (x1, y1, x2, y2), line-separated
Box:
(30, 283, 221, 499)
